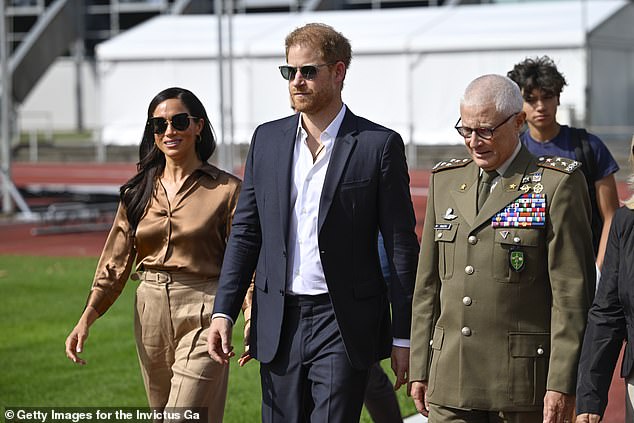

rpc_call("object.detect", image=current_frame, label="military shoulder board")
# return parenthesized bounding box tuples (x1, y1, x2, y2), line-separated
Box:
(432, 158, 473, 173)
(536, 156, 582, 174)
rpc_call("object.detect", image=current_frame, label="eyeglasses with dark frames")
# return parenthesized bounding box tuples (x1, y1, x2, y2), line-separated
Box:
(455, 112, 518, 140)
(278, 62, 338, 81)
(147, 113, 199, 135)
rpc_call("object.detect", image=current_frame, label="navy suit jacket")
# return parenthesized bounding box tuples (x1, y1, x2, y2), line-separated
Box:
(212, 108, 419, 369)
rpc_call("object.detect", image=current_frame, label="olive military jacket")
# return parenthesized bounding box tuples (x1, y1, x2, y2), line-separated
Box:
(410, 146, 595, 411)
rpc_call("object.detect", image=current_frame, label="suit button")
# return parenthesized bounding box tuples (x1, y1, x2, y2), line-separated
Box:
(320, 250, 325, 255)
(465, 265, 474, 275)
(461, 327, 472, 336)
(467, 235, 477, 245)
(462, 296, 472, 306)
(282, 251, 287, 258)
(537, 347, 544, 356)
(279, 289, 285, 296)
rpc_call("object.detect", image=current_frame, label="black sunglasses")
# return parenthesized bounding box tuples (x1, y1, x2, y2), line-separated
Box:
(455, 113, 518, 141)
(147, 113, 198, 134)
(278, 62, 337, 81)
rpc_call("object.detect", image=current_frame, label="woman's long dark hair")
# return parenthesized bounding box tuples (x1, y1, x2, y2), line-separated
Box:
(119, 87, 216, 230)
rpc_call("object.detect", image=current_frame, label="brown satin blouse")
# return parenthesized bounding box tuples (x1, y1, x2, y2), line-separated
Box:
(86, 163, 242, 316)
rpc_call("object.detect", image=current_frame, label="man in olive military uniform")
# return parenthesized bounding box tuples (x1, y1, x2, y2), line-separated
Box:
(410, 74, 595, 423)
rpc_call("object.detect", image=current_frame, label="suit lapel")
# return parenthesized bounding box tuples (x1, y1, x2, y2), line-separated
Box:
(472, 146, 534, 230)
(318, 109, 358, 232)
(277, 114, 300, 244)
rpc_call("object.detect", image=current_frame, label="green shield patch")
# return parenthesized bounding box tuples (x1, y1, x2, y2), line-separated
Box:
(509, 250, 525, 272)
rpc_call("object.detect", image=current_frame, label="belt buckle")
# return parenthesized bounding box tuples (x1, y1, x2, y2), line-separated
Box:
(155, 271, 171, 284)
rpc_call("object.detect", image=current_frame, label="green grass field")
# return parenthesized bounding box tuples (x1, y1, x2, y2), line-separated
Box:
(0, 255, 416, 422)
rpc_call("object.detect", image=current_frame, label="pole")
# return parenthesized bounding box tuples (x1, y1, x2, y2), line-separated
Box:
(1, 0, 14, 214)
(215, 0, 226, 170)
(226, 0, 234, 172)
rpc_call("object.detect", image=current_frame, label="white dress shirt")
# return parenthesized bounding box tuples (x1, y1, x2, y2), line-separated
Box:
(286, 105, 347, 295)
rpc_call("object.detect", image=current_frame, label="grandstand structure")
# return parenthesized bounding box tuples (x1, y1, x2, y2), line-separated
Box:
(1, 0, 633, 216)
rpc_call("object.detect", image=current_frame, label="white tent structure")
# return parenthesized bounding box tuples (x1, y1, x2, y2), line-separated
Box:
(96, 0, 634, 149)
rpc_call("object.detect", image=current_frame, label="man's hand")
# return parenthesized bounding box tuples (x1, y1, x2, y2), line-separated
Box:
(390, 346, 409, 391)
(410, 381, 429, 417)
(542, 390, 575, 423)
(207, 317, 235, 364)
(575, 413, 601, 423)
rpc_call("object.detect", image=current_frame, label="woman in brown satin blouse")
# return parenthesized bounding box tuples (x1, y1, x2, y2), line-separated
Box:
(64, 87, 249, 423)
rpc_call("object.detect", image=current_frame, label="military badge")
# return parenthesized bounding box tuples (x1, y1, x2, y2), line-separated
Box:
(443, 208, 458, 220)
(509, 247, 525, 272)
(532, 183, 544, 194)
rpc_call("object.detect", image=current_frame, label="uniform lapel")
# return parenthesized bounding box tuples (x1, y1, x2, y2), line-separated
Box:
(318, 109, 358, 232)
(449, 162, 479, 227)
(472, 146, 533, 230)
(277, 114, 301, 244)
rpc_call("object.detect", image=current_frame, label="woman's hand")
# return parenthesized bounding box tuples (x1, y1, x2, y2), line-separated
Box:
(238, 319, 252, 367)
(65, 306, 99, 365)
(65, 322, 90, 365)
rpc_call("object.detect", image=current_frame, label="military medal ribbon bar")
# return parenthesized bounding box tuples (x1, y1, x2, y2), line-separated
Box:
(492, 194, 547, 228)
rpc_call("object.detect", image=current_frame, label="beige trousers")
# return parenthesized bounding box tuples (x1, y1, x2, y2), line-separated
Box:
(134, 270, 228, 423)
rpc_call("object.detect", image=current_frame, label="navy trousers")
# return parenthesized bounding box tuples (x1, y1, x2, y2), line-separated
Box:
(260, 294, 369, 423)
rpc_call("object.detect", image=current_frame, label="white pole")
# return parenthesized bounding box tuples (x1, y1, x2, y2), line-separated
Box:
(1, 0, 14, 214)
(215, 0, 226, 170)
(226, 0, 235, 172)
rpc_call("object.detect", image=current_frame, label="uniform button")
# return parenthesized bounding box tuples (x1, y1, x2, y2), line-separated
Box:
(437, 232, 443, 238)
(468, 235, 477, 245)
(537, 347, 544, 356)
(429, 340, 433, 346)
(462, 296, 472, 306)
(320, 250, 325, 255)
(513, 236, 521, 243)
(461, 327, 472, 336)
(465, 265, 474, 275)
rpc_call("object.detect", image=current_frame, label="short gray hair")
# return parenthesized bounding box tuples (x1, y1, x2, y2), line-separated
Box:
(461, 74, 524, 116)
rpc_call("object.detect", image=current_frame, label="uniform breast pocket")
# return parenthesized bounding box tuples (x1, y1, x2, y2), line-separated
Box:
(435, 224, 458, 280)
(492, 228, 541, 283)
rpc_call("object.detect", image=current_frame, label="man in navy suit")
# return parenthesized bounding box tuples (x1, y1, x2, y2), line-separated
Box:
(207, 23, 419, 423)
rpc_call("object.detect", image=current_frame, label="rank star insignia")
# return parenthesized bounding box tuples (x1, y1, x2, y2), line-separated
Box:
(533, 183, 544, 194)
(508, 183, 517, 190)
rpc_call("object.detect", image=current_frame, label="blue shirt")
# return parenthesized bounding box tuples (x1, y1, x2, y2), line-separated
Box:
(521, 125, 619, 183)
